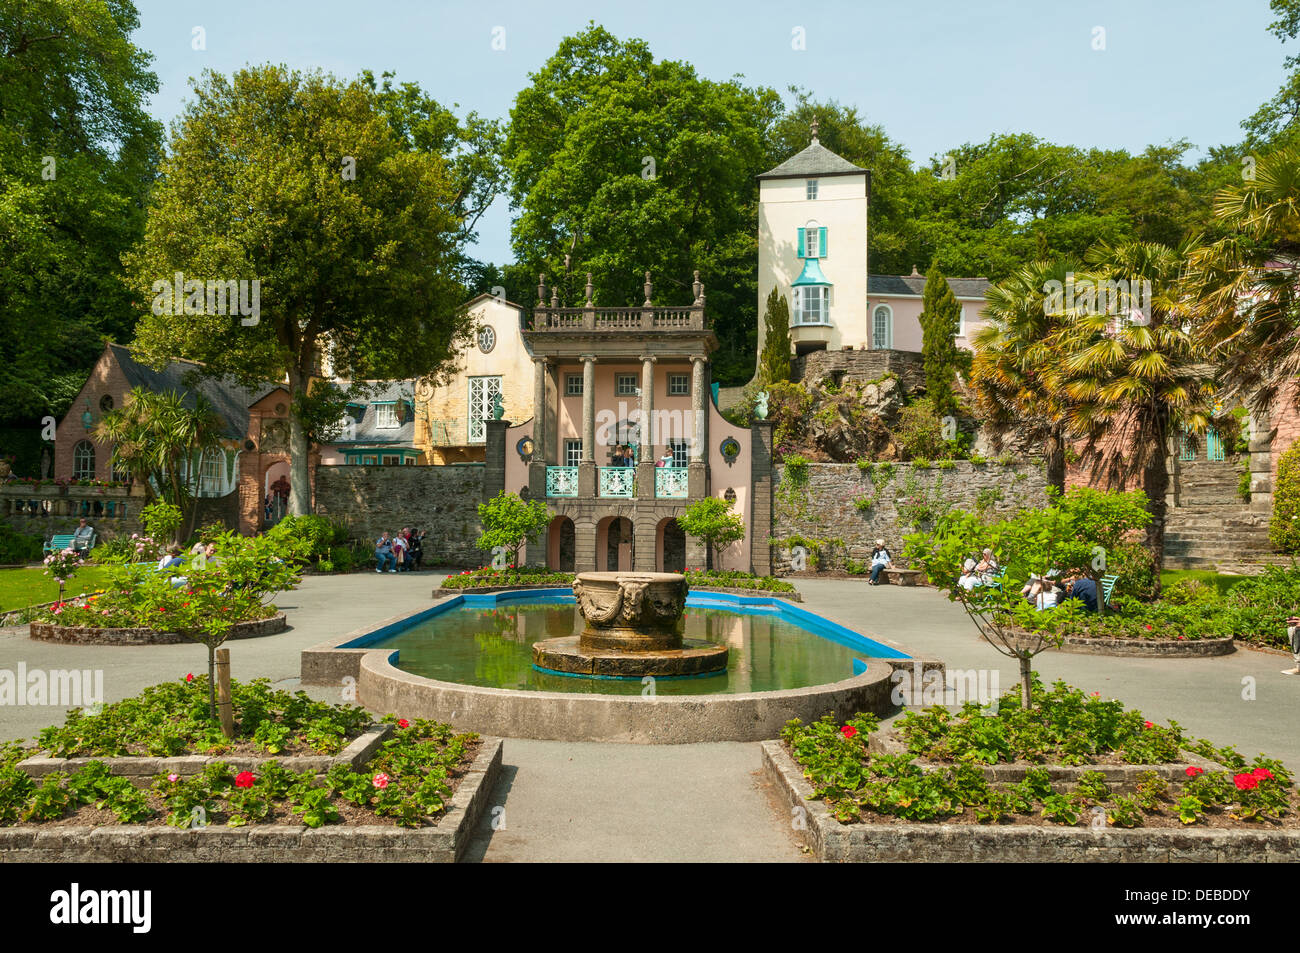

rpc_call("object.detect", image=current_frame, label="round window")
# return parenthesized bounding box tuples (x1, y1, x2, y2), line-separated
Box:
(99, 394, 115, 412)
(478, 326, 496, 354)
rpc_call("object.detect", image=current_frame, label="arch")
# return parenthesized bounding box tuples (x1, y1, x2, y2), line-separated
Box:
(872, 304, 893, 350)
(595, 515, 634, 572)
(72, 440, 95, 480)
(262, 461, 290, 526)
(656, 517, 686, 572)
(547, 515, 575, 571)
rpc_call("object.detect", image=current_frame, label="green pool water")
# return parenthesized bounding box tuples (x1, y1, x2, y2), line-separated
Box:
(374, 602, 864, 695)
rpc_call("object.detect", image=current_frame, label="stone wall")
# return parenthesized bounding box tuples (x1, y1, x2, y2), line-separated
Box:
(770, 459, 1049, 573)
(793, 348, 924, 390)
(314, 464, 486, 567)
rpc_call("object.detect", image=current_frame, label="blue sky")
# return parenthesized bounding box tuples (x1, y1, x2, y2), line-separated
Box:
(134, 0, 1289, 265)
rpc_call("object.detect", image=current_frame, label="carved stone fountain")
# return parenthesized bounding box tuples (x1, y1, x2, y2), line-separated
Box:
(531, 572, 729, 678)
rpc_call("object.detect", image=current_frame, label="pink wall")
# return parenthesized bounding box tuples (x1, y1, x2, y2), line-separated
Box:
(555, 363, 695, 460)
(706, 400, 752, 572)
(867, 298, 987, 353)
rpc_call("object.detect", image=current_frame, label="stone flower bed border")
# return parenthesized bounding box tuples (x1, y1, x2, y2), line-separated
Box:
(29, 612, 288, 646)
(762, 740, 1300, 862)
(0, 736, 504, 863)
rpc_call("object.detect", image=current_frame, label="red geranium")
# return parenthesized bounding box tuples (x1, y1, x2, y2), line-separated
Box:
(1233, 773, 1259, 791)
(234, 771, 256, 789)
(1143, 721, 1153, 729)
(1185, 766, 1204, 777)
(1252, 767, 1275, 781)
(185, 673, 194, 682)
(398, 719, 409, 729)
(840, 725, 858, 740)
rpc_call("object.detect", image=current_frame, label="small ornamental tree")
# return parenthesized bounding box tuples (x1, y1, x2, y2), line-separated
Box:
(476, 491, 551, 566)
(141, 500, 184, 546)
(1271, 440, 1300, 554)
(759, 287, 792, 385)
(678, 496, 746, 569)
(919, 263, 962, 419)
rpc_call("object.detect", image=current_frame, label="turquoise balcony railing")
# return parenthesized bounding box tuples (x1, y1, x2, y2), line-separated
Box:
(546, 466, 579, 497)
(655, 467, 688, 498)
(598, 467, 635, 498)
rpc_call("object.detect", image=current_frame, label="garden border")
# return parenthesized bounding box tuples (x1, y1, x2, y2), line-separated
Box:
(1053, 634, 1236, 658)
(0, 737, 503, 863)
(28, 612, 288, 646)
(761, 740, 1300, 862)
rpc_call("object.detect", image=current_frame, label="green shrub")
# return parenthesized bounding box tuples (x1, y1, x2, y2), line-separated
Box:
(0, 523, 42, 565)
(1273, 440, 1300, 552)
(266, 514, 348, 560)
(893, 400, 949, 461)
(1109, 541, 1158, 601)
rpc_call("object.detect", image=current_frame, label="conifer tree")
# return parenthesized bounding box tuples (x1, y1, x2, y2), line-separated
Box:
(919, 263, 962, 417)
(758, 287, 792, 385)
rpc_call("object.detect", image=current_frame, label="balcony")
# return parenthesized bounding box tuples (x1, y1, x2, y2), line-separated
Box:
(531, 305, 706, 333)
(598, 467, 634, 498)
(545, 466, 578, 498)
(655, 467, 689, 498)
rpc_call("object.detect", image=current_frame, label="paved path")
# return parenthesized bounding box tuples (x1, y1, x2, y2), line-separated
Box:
(3, 570, 1296, 860)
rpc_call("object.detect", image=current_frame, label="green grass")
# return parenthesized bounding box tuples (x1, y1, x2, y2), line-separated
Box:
(1160, 569, 1250, 598)
(0, 566, 118, 612)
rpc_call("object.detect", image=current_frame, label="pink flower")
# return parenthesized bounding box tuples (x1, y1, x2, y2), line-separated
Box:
(372, 773, 390, 789)
(1185, 766, 1203, 778)
(167, 774, 179, 783)
(1090, 692, 1100, 698)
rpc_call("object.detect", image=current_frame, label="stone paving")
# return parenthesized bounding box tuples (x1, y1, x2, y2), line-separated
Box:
(1, 570, 1295, 861)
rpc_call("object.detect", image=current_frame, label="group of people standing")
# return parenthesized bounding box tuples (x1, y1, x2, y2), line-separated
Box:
(374, 529, 424, 573)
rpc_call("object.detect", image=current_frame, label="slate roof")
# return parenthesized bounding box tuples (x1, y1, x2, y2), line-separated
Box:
(868, 274, 992, 299)
(108, 344, 282, 441)
(758, 140, 867, 180)
(333, 380, 417, 447)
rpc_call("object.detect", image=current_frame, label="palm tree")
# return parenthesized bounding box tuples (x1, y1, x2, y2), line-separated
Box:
(1185, 146, 1300, 412)
(1044, 239, 1215, 576)
(95, 387, 225, 542)
(971, 259, 1080, 494)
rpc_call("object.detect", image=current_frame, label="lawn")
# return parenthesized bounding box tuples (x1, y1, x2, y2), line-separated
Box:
(1160, 569, 1252, 598)
(0, 565, 118, 612)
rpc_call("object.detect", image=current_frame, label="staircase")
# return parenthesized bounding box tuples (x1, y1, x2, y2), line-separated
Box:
(1164, 459, 1290, 573)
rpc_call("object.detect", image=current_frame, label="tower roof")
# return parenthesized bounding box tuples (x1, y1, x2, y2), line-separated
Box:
(758, 140, 866, 180)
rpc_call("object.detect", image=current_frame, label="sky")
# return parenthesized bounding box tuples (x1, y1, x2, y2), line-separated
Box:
(133, 0, 1290, 265)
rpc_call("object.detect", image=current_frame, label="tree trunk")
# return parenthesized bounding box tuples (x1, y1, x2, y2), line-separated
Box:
(286, 365, 312, 517)
(1143, 422, 1170, 596)
(1045, 428, 1066, 496)
(206, 643, 217, 720)
(1019, 654, 1033, 709)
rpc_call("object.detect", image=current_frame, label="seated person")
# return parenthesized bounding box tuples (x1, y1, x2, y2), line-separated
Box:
(374, 533, 396, 573)
(72, 518, 95, 551)
(392, 531, 408, 571)
(157, 546, 184, 572)
(959, 550, 998, 590)
(1024, 576, 1060, 611)
(958, 556, 982, 591)
(868, 539, 892, 585)
(1064, 574, 1099, 612)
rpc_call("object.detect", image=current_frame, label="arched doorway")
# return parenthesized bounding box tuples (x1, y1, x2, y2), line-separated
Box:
(263, 462, 290, 527)
(596, 516, 634, 572)
(657, 517, 686, 572)
(547, 515, 575, 571)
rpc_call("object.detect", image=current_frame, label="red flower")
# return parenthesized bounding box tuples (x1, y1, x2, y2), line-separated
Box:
(397, 719, 409, 729)
(1144, 624, 1153, 631)
(840, 725, 858, 740)
(234, 771, 256, 788)
(1143, 721, 1153, 729)
(1233, 773, 1259, 791)
(1252, 767, 1275, 781)
(1185, 766, 1203, 777)
(185, 673, 194, 682)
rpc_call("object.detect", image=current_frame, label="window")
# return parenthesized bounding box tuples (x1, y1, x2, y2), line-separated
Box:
(668, 438, 688, 468)
(467, 376, 502, 443)
(668, 373, 690, 396)
(199, 448, 223, 496)
(111, 458, 130, 482)
(565, 374, 583, 396)
(382, 454, 400, 466)
(956, 306, 966, 339)
(804, 227, 820, 259)
(616, 374, 638, 396)
(564, 439, 583, 467)
(477, 325, 496, 353)
(806, 179, 818, 200)
(375, 403, 398, 429)
(73, 441, 95, 480)
(872, 305, 893, 349)
(793, 286, 830, 325)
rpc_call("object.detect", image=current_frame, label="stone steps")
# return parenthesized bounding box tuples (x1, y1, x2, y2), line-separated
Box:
(1162, 492, 1281, 572)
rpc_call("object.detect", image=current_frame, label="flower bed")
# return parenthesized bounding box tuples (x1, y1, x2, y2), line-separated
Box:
(30, 612, 286, 646)
(0, 678, 484, 831)
(780, 680, 1298, 830)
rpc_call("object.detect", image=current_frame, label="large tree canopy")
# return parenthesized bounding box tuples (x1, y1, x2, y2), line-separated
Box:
(125, 65, 474, 515)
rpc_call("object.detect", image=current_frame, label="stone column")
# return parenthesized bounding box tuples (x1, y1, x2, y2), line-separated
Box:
(1249, 405, 1274, 512)
(750, 421, 775, 576)
(529, 357, 549, 501)
(579, 355, 597, 498)
(574, 518, 598, 573)
(483, 419, 508, 503)
(688, 354, 708, 498)
(636, 355, 657, 500)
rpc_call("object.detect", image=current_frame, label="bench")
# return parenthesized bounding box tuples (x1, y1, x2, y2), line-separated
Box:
(882, 568, 926, 587)
(43, 532, 95, 555)
(1101, 573, 1119, 607)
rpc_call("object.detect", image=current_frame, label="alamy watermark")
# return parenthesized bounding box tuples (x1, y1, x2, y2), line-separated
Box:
(890, 663, 1000, 714)
(150, 272, 260, 326)
(1042, 273, 1150, 324)
(0, 664, 103, 708)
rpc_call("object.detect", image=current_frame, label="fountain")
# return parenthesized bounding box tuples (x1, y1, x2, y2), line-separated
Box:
(531, 572, 729, 678)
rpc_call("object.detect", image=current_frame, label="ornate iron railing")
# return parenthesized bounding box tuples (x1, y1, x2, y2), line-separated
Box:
(546, 466, 579, 497)
(598, 467, 635, 497)
(655, 467, 689, 498)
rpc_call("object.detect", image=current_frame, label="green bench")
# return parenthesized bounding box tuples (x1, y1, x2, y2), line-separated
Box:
(43, 532, 96, 555)
(1101, 573, 1119, 607)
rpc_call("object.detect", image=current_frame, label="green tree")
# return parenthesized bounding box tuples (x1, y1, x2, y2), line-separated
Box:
(0, 0, 162, 470)
(677, 496, 745, 569)
(758, 288, 792, 385)
(919, 263, 962, 417)
(1270, 440, 1300, 553)
(476, 492, 551, 565)
(124, 66, 473, 516)
(501, 24, 780, 385)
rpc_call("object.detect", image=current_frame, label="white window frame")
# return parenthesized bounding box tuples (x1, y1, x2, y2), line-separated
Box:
(873, 305, 893, 350)
(199, 448, 224, 497)
(565, 374, 583, 397)
(667, 373, 689, 396)
(803, 226, 820, 259)
(668, 438, 688, 468)
(793, 285, 830, 326)
(806, 179, 818, 200)
(467, 376, 502, 444)
(375, 403, 398, 429)
(616, 373, 639, 396)
(957, 305, 966, 339)
(564, 439, 583, 467)
(73, 441, 95, 480)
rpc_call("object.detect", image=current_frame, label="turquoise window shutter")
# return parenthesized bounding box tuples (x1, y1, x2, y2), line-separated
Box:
(796, 229, 805, 258)
(820, 227, 828, 258)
